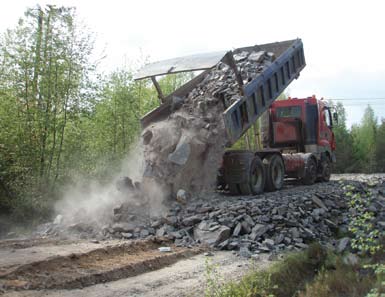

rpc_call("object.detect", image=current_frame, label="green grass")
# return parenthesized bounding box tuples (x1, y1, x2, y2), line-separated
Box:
(204, 243, 384, 297)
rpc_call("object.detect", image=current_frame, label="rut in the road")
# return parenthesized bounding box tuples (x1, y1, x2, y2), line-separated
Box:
(0, 238, 202, 291)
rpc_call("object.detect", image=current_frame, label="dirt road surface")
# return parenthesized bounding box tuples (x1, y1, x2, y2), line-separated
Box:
(2, 250, 270, 297)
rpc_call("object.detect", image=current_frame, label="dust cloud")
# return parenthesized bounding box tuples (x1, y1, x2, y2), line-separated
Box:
(53, 143, 168, 231)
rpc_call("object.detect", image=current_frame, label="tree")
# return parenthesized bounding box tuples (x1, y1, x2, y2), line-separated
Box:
(331, 102, 355, 173)
(0, 5, 96, 220)
(78, 69, 142, 178)
(375, 119, 385, 172)
(351, 105, 377, 172)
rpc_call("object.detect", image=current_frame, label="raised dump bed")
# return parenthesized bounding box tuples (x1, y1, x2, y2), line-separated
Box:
(134, 39, 305, 147)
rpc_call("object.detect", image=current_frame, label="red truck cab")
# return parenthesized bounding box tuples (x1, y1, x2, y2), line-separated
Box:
(268, 96, 336, 183)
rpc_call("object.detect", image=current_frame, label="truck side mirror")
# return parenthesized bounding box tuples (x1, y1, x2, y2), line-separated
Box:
(333, 112, 338, 125)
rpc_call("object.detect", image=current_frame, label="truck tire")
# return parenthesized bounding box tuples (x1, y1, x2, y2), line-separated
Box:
(228, 183, 240, 195)
(249, 156, 265, 195)
(319, 159, 331, 182)
(302, 157, 317, 185)
(264, 154, 285, 192)
(238, 183, 252, 195)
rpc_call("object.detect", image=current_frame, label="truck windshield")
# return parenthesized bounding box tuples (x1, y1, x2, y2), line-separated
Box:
(276, 106, 301, 118)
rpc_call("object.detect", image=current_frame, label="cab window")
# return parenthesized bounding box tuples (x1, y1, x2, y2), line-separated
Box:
(276, 106, 301, 118)
(324, 108, 332, 127)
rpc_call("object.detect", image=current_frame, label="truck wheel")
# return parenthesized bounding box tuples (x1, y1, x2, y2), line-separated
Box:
(228, 183, 240, 195)
(302, 157, 317, 185)
(238, 183, 251, 195)
(249, 156, 265, 195)
(264, 154, 285, 191)
(320, 159, 331, 182)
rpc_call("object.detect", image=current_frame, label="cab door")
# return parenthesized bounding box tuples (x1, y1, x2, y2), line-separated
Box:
(318, 104, 334, 150)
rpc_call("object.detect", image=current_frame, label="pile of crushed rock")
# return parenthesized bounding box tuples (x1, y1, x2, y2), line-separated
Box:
(38, 176, 385, 256)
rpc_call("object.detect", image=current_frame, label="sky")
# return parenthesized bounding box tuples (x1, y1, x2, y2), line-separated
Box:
(1, 0, 385, 127)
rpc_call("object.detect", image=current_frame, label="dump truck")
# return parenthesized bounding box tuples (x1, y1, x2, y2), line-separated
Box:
(134, 39, 336, 195)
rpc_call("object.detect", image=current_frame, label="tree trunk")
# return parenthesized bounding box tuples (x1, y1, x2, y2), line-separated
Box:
(54, 62, 72, 184)
(39, 7, 53, 181)
(32, 7, 43, 104)
(47, 62, 58, 181)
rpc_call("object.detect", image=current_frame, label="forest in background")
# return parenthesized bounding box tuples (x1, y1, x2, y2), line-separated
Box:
(0, 6, 384, 225)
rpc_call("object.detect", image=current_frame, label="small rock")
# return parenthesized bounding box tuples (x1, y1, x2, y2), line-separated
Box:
(194, 224, 231, 246)
(233, 222, 242, 237)
(142, 129, 153, 145)
(182, 215, 202, 226)
(295, 242, 309, 249)
(243, 215, 255, 227)
(343, 253, 359, 266)
(140, 229, 150, 238)
(263, 238, 275, 249)
(228, 241, 240, 250)
(274, 234, 285, 244)
(337, 237, 350, 253)
(112, 223, 135, 233)
(241, 221, 251, 234)
(116, 176, 134, 191)
(312, 196, 327, 210)
(151, 220, 162, 228)
(248, 51, 265, 62)
(170, 231, 183, 239)
(176, 189, 190, 204)
(218, 239, 229, 249)
(290, 227, 300, 239)
(68, 222, 92, 233)
(249, 224, 269, 241)
(239, 246, 252, 258)
(121, 232, 133, 239)
(168, 139, 191, 166)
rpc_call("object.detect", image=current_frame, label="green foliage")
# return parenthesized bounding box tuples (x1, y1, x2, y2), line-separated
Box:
(343, 181, 385, 296)
(343, 183, 381, 255)
(299, 261, 374, 297)
(205, 242, 383, 297)
(204, 257, 227, 297)
(329, 102, 383, 173)
(351, 105, 378, 172)
(204, 255, 276, 297)
(365, 263, 385, 297)
(204, 244, 327, 297)
(375, 120, 385, 172)
(0, 5, 96, 222)
(331, 102, 355, 173)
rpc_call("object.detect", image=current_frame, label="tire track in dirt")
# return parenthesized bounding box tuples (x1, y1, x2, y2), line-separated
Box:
(0, 238, 203, 291)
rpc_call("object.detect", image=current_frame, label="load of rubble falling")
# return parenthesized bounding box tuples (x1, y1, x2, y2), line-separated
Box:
(140, 50, 275, 198)
(34, 51, 278, 242)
